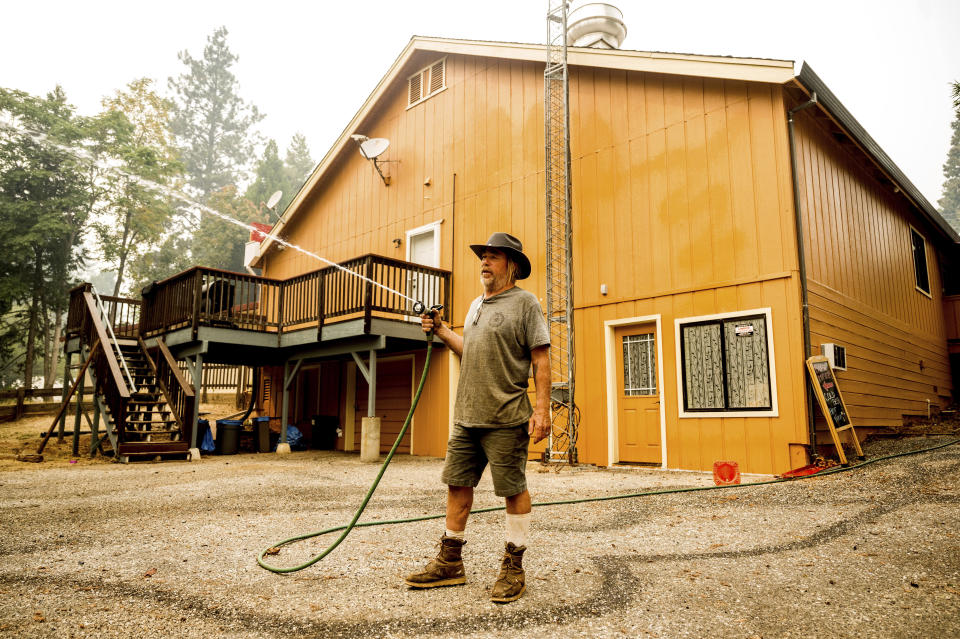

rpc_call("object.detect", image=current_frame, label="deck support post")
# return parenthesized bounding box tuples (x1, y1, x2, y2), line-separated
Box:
(72, 367, 85, 457)
(187, 352, 204, 460)
(278, 358, 303, 455)
(89, 399, 101, 458)
(58, 352, 71, 442)
(353, 349, 380, 462)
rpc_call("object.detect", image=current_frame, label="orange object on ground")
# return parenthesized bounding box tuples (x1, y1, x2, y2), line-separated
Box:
(777, 459, 835, 478)
(713, 461, 741, 485)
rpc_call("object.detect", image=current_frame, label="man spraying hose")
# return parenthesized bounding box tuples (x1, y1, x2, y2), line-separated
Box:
(406, 232, 551, 603)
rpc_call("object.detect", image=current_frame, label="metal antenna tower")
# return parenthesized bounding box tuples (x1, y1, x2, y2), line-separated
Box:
(544, 0, 577, 464)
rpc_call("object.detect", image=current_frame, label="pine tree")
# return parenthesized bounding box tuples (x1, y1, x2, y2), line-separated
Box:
(939, 82, 960, 234)
(285, 133, 316, 190)
(191, 185, 265, 272)
(243, 135, 315, 220)
(245, 139, 286, 218)
(167, 27, 264, 198)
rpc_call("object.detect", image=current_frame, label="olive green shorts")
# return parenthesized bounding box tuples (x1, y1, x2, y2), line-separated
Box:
(441, 424, 530, 497)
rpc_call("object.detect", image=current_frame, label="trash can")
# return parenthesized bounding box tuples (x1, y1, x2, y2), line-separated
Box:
(254, 417, 271, 453)
(216, 419, 243, 455)
(311, 415, 339, 450)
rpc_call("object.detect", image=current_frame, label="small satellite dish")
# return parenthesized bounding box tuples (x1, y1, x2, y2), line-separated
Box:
(358, 137, 390, 160)
(266, 190, 283, 209)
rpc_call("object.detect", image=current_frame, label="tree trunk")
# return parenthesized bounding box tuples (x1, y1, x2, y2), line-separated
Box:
(112, 210, 134, 297)
(22, 251, 42, 390)
(44, 308, 63, 398)
(39, 295, 52, 400)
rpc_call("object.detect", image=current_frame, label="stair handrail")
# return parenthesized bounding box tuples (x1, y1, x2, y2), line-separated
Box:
(91, 285, 137, 393)
(139, 336, 196, 439)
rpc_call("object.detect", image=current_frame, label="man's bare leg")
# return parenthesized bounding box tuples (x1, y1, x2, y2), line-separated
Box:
(446, 485, 474, 533)
(504, 489, 531, 515)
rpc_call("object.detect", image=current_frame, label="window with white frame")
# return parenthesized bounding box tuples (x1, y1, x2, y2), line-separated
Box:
(678, 312, 774, 413)
(910, 227, 930, 295)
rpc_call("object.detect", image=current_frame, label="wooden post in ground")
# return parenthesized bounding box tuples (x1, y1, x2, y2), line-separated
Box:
(15, 388, 25, 421)
(72, 368, 84, 457)
(58, 353, 71, 441)
(89, 399, 101, 458)
(189, 353, 204, 451)
(37, 340, 99, 455)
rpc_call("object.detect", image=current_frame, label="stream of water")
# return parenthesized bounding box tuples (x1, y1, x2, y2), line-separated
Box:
(1, 120, 416, 303)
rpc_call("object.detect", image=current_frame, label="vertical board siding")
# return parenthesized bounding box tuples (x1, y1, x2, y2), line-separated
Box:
(563, 69, 804, 473)
(261, 53, 809, 472)
(793, 110, 952, 425)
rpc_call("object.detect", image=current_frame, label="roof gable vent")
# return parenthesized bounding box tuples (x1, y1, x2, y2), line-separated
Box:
(407, 57, 446, 108)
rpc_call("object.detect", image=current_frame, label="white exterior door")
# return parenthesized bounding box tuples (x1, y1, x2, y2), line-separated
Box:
(406, 222, 442, 318)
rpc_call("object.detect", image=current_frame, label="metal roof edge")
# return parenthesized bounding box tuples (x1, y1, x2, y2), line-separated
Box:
(414, 36, 794, 82)
(795, 62, 959, 244)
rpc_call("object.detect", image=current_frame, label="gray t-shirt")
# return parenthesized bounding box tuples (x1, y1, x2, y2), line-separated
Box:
(453, 286, 550, 428)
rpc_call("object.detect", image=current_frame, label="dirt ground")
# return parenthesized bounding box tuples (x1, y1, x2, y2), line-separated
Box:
(0, 397, 242, 471)
(1, 410, 958, 638)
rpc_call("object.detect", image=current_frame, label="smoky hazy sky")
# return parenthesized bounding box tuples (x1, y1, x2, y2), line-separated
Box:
(4, 0, 959, 207)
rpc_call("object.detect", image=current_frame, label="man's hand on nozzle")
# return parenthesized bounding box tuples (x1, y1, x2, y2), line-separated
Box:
(420, 310, 442, 336)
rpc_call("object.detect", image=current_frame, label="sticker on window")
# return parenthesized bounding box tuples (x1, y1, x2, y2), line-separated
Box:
(734, 325, 755, 337)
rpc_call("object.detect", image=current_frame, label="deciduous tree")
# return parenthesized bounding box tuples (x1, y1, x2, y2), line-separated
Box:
(0, 87, 93, 388)
(95, 78, 181, 296)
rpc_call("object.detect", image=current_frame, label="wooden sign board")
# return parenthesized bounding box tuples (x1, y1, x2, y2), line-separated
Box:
(806, 355, 863, 465)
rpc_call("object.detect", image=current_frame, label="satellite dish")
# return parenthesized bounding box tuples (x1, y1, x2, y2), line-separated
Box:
(358, 137, 390, 160)
(266, 190, 283, 209)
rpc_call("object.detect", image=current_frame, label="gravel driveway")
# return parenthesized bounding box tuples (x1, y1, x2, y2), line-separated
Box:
(1, 436, 958, 638)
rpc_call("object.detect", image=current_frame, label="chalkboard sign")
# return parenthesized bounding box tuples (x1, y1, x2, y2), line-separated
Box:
(806, 355, 863, 465)
(808, 357, 850, 428)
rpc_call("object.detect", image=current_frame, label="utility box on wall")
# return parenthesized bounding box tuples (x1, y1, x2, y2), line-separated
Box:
(821, 343, 847, 371)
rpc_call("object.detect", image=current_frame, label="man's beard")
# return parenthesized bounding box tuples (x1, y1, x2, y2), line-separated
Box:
(481, 271, 510, 293)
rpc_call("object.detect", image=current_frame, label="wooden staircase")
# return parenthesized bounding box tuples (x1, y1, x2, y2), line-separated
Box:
(52, 285, 195, 461)
(111, 342, 189, 458)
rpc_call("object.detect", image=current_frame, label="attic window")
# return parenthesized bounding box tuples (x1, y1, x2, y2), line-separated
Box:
(407, 58, 446, 108)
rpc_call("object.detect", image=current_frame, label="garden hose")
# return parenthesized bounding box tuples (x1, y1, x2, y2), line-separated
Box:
(257, 307, 960, 573)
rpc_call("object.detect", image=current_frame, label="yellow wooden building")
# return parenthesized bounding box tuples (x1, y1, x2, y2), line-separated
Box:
(248, 36, 959, 475)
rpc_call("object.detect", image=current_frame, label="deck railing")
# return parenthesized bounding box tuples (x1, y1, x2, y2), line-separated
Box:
(69, 254, 452, 341)
(66, 284, 141, 340)
(76, 290, 131, 437)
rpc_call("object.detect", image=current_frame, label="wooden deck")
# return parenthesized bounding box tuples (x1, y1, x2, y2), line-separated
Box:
(66, 255, 451, 364)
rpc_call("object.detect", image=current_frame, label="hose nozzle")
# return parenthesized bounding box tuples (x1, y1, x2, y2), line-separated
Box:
(413, 302, 444, 339)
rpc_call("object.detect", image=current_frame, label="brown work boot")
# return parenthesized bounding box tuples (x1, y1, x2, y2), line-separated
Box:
(489, 542, 526, 603)
(405, 536, 467, 588)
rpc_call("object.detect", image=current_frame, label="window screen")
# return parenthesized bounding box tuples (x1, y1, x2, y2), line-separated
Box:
(680, 314, 772, 412)
(911, 229, 930, 294)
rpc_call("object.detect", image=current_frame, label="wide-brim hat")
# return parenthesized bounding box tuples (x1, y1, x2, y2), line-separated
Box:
(469, 232, 531, 280)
